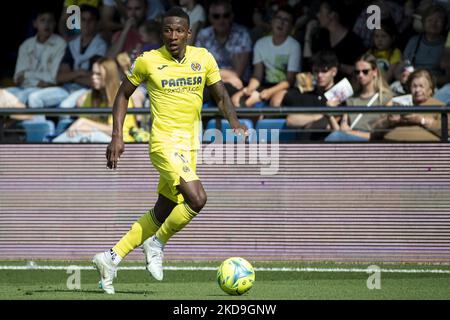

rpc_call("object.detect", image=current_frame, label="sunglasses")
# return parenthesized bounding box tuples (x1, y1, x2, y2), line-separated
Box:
(354, 68, 371, 76)
(211, 12, 231, 20)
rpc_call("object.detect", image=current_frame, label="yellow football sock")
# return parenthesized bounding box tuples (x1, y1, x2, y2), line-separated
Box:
(155, 202, 198, 244)
(112, 208, 161, 258)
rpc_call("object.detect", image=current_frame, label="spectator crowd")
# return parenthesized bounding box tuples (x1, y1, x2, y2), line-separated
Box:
(0, 0, 449, 142)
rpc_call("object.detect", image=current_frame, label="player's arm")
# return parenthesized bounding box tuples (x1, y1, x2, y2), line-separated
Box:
(208, 80, 248, 134)
(106, 78, 137, 169)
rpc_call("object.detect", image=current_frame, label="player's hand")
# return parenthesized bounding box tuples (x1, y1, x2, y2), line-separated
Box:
(231, 122, 249, 137)
(106, 136, 124, 170)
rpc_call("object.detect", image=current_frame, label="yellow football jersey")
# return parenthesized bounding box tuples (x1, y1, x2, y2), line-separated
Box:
(127, 45, 221, 152)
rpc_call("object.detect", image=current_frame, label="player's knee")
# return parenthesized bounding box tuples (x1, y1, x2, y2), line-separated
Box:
(187, 191, 207, 213)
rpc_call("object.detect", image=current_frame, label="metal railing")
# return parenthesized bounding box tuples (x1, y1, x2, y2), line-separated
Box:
(1, 105, 449, 142)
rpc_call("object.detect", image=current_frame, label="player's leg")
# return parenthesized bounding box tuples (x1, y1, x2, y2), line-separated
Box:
(155, 178, 206, 243)
(143, 178, 207, 280)
(93, 193, 176, 293)
(112, 193, 176, 258)
(143, 149, 206, 280)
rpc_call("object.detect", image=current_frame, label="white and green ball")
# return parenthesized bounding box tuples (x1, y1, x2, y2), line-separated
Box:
(217, 257, 255, 295)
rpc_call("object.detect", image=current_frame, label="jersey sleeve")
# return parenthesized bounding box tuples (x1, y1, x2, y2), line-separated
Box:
(205, 51, 221, 86)
(127, 54, 148, 87)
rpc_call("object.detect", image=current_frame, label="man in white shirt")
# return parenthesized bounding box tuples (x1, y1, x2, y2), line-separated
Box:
(6, 9, 66, 105)
(28, 5, 107, 111)
(231, 5, 301, 107)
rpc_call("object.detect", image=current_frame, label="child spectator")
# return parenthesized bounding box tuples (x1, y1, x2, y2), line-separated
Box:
(390, 61, 414, 96)
(367, 18, 402, 84)
(6, 9, 66, 106)
(352, 0, 413, 49)
(231, 6, 301, 108)
(28, 5, 107, 111)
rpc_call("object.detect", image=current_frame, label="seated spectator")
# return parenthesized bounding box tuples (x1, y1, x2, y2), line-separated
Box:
(325, 53, 393, 142)
(374, 69, 447, 142)
(138, 19, 162, 52)
(28, 5, 107, 112)
(196, 0, 252, 97)
(102, 0, 165, 38)
(311, 0, 366, 80)
(352, 0, 414, 49)
(180, 0, 206, 46)
(403, 4, 448, 86)
(367, 18, 402, 84)
(284, 50, 340, 140)
(231, 5, 301, 108)
(107, 0, 148, 60)
(390, 60, 414, 96)
(434, 30, 450, 104)
(6, 9, 66, 106)
(58, 0, 102, 40)
(53, 57, 146, 142)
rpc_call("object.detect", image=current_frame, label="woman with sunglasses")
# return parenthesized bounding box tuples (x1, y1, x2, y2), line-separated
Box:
(325, 53, 393, 142)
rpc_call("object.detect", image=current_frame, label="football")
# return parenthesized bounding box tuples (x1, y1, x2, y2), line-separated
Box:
(217, 257, 255, 295)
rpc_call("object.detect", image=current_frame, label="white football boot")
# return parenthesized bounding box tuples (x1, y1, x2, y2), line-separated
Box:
(92, 252, 117, 294)
(142, 236, 164, 281)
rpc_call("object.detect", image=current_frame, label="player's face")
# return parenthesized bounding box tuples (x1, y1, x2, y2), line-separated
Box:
(162, 16, 191, 59)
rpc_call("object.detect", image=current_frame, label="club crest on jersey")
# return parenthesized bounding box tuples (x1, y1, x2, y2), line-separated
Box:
(191, 62, 201, 71)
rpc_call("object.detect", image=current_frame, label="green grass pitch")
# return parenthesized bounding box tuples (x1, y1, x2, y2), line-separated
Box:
(1, 261, 449, 300)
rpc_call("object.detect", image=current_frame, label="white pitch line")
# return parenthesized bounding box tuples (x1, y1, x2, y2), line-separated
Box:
(0, 265, 450, 274)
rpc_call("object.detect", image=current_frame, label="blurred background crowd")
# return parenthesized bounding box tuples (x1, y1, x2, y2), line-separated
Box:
(0, 0, 449, 143)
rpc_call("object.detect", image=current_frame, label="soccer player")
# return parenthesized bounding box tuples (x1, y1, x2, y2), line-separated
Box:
(92, 6, 248, 294)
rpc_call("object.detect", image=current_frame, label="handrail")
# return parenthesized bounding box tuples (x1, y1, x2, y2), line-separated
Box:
(0, 106, 449, 115)
(1, 106, 449, 142)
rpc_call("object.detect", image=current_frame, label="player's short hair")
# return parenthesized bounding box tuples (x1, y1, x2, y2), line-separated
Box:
(311, 50, 339, 69)
(80, 4, 101, 21)
(163, 6, 190, 27)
